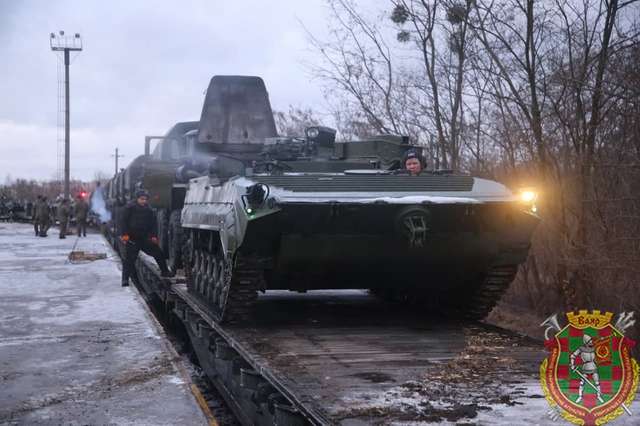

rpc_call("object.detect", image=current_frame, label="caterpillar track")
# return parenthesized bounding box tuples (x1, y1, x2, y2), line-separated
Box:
(467, 264, 518, 319)
(369, 262, 519, 321)
(184, 236, 261, 324)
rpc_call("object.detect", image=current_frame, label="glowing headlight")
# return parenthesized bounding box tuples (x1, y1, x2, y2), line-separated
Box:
(520, 190, 537, 203)
(518, 188, 538, 214)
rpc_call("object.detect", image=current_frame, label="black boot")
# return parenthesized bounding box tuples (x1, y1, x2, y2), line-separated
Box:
(121, 277, 129, 287)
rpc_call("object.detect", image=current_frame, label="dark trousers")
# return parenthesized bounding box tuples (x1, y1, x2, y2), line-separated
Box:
(59, 219, 68, 238)
(122, 239, 169, 284)
(39, 221, 50, 236)
(34, 221, 39, 236)
(77, 218, 87, 236)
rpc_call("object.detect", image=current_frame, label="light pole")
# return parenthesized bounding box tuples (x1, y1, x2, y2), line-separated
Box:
(50, 31, 82, 200)
(112, 148, 124, 176)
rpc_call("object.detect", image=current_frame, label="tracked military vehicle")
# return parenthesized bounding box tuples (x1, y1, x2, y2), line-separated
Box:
(105, 76, 285, 270)
(179, 77, 540, 324)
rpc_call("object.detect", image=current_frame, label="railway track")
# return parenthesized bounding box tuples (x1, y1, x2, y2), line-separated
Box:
(106, 233, 550, 425)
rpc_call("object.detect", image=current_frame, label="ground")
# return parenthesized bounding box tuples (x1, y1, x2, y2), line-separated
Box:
(0, 223, 207, 425)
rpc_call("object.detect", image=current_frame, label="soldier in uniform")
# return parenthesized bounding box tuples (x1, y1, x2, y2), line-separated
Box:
(570, 334, 601, 403)
(58, 199, 71, 239)
(75, 194, 89, 237)
(33, 196, 42, 236)
(120, 189, 174, 287)
(403, 149, 424, 176)
(36, 196, 51, 237)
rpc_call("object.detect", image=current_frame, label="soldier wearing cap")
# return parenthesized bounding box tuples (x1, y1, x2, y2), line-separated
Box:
(58, 199, 71, 239)
(119, 189, 174, 287)
(36, 196, 51, 237)
(74, 194, 89, 237)
(403, 150, 423, 176)
(33, 195, 43, 236)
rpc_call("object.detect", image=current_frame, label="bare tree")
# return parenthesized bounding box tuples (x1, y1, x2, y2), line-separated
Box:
(390, 0, 476, 169)
(306, 0, 406, 136)
(274, 106, 322, 136)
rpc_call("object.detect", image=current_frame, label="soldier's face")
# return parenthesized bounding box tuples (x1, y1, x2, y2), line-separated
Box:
(137, 196, 148, 206)
(405, 158, 422, 175)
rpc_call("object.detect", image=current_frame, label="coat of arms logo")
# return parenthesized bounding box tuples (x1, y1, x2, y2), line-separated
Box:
(540, 310, 638, 425)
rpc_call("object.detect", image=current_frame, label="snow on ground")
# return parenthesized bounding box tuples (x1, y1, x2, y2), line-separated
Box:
(0, 223, 206, 425)
(333, 329, 640, 425)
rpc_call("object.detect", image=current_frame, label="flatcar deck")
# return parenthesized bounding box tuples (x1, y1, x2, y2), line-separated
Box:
(223, 291, 545, 424)
(134, 248, 580, 425)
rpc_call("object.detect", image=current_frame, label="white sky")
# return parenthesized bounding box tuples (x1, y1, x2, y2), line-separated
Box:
(0, 0, 335, 181)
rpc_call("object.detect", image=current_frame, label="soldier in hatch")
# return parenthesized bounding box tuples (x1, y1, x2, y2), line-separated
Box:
(119, 189, 174, 287)
(403, 150, 424, 176)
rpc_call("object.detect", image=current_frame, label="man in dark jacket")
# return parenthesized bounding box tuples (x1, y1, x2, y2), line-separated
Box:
(74, 194, 89, 237)
(120, 189, 174, 287)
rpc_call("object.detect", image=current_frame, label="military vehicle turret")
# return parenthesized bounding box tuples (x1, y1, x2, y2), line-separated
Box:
(105, 76, 283, 269)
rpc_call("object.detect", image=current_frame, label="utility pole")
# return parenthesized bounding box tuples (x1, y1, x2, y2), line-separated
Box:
(112, 148, 124, 176)
(50, 31, 82, 200)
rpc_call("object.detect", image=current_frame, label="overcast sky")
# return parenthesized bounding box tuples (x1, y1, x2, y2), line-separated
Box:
(0, 0, 335, 181)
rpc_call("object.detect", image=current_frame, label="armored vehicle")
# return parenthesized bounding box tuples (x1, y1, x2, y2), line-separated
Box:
(104, 125, 198, 262)
(179, 78, 540, 323)
(103, 76, 285, 271)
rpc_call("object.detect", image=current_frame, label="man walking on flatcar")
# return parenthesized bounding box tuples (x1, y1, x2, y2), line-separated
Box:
(120, 189, 174, 287)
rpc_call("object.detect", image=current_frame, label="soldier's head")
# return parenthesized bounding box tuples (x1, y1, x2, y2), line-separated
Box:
(583, 334, 593, 347)
(403, 150, 423, 176)
(135, 189, 149, 206)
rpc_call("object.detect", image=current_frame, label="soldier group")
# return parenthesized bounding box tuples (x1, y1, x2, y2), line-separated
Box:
(32, 194, 90, 239)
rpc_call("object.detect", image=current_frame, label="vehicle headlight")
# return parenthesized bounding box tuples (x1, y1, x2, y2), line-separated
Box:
(520, 190, 537, 203)
(518, 188, 538, 213)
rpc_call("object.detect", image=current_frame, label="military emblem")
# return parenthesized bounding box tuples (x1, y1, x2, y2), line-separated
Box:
(540, 310, 639, 425)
